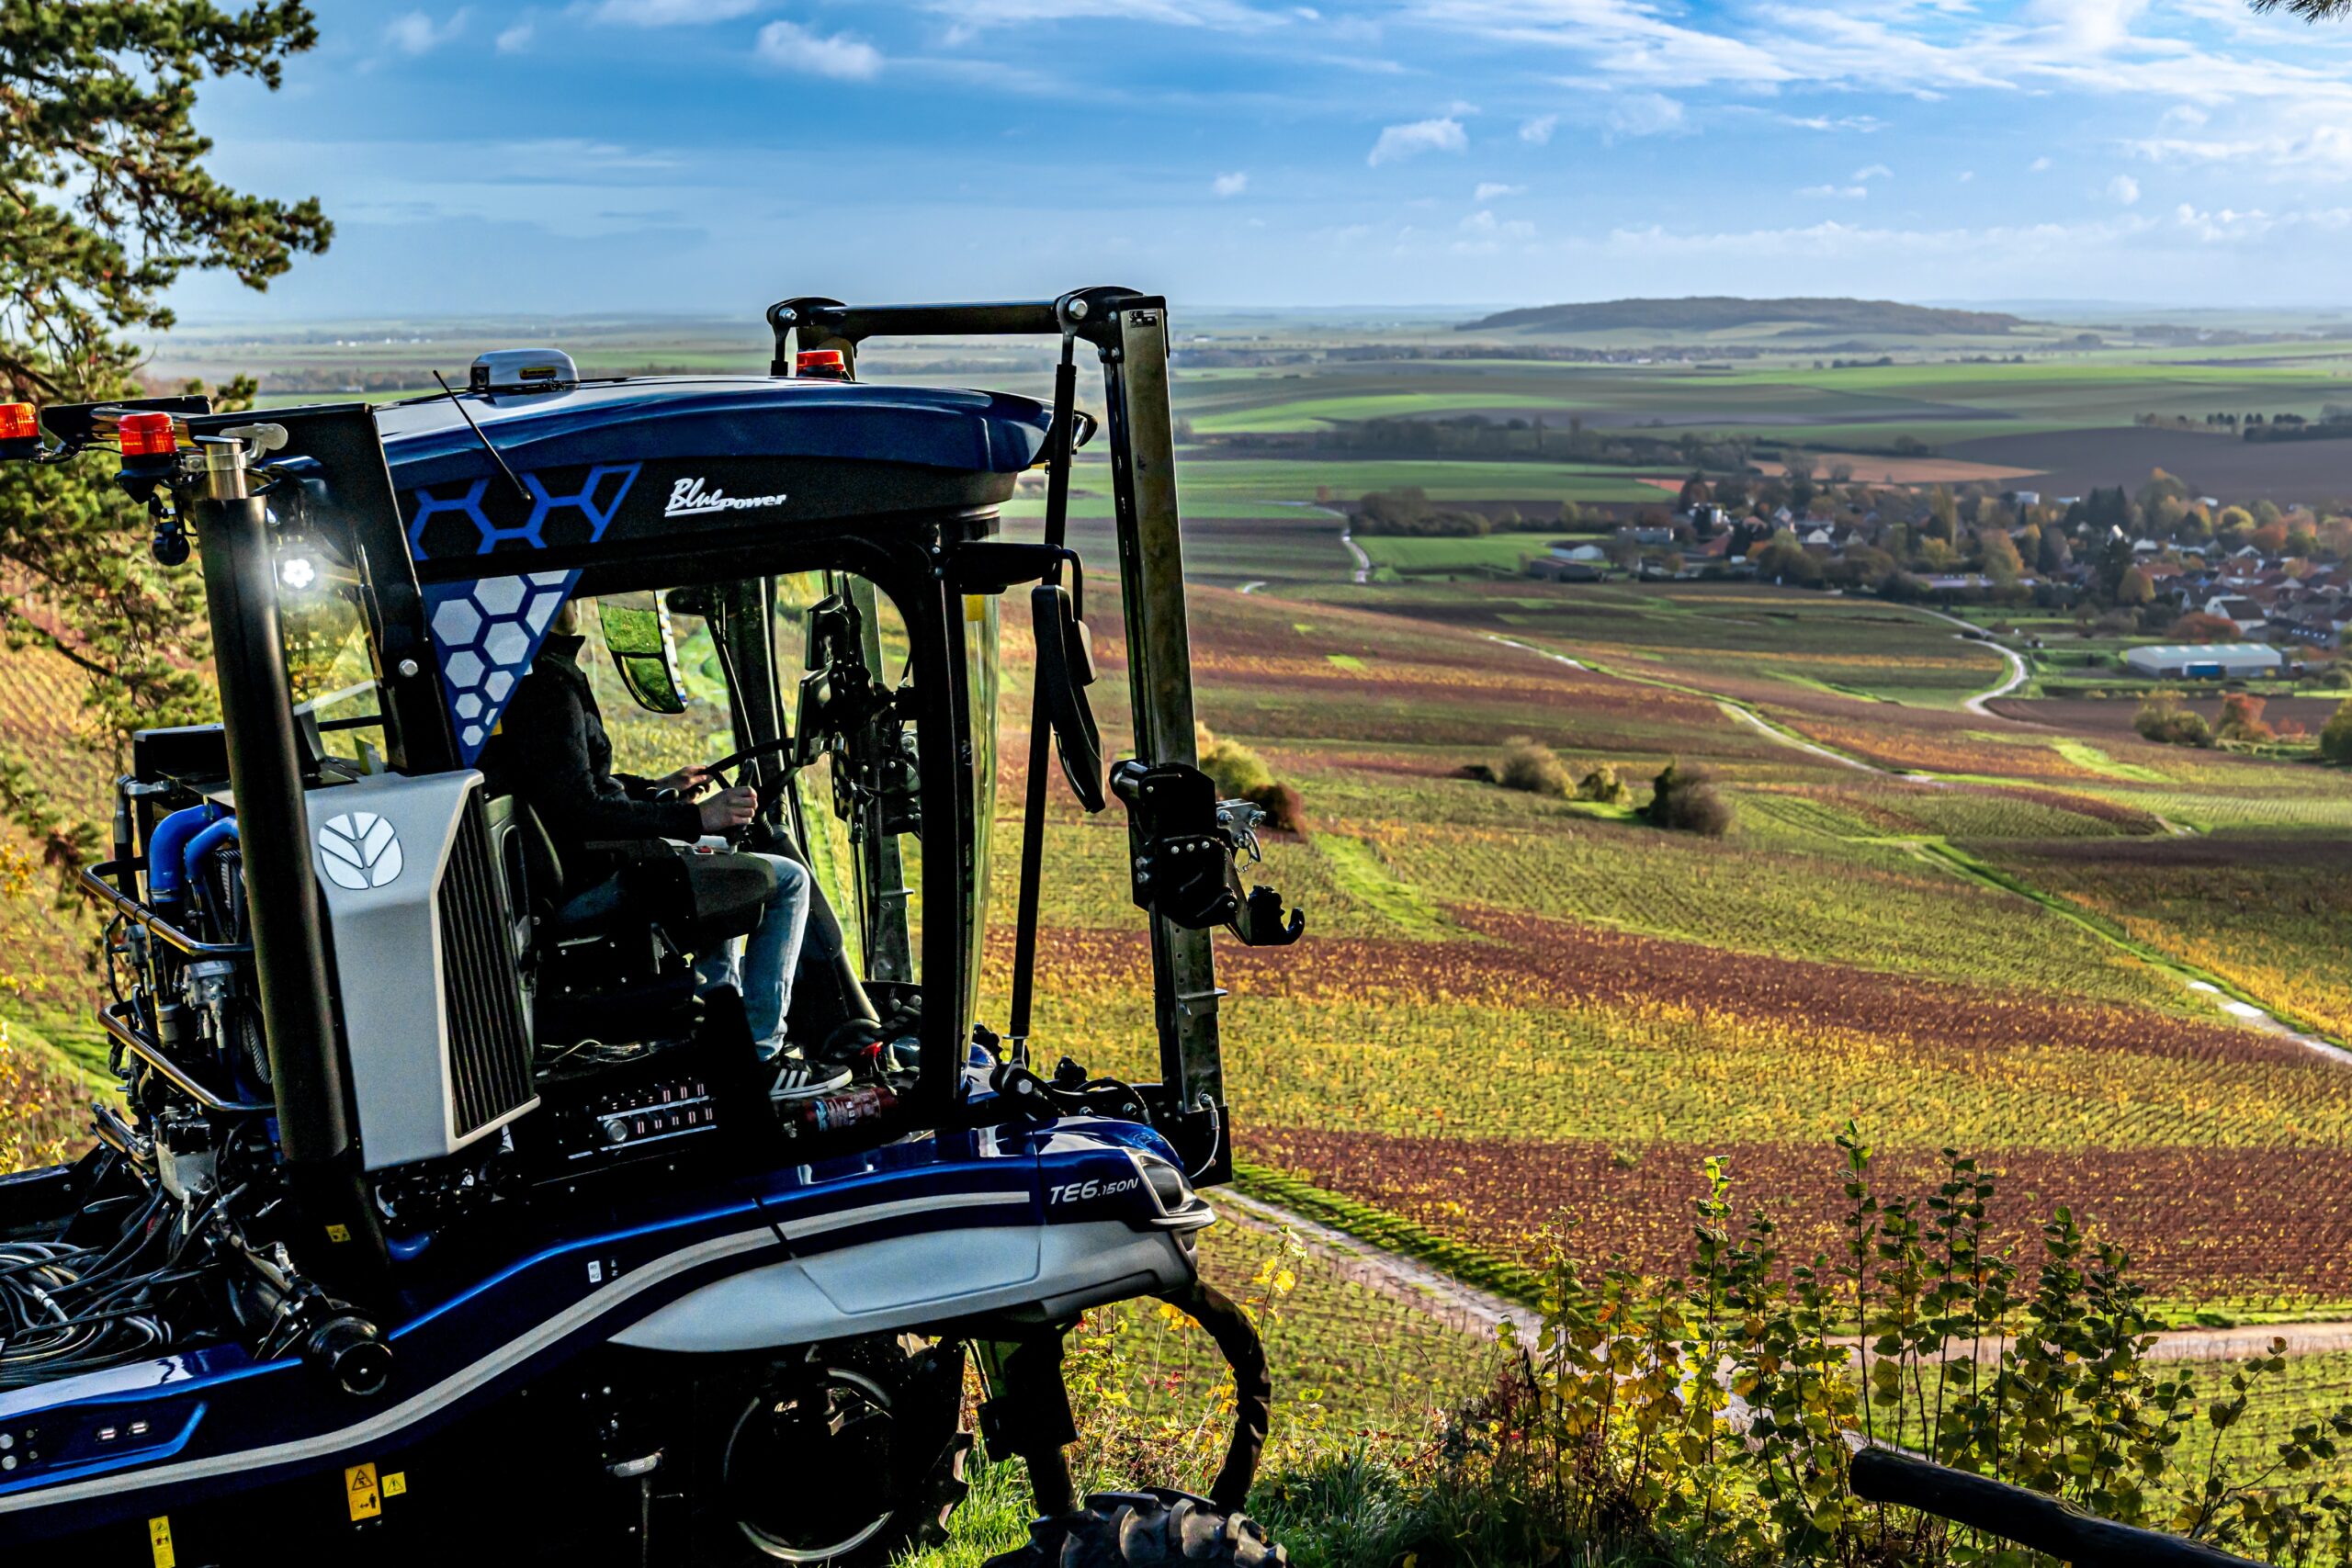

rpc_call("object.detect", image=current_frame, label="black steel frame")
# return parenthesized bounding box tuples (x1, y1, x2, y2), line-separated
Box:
(768, 288, 1229, 1156)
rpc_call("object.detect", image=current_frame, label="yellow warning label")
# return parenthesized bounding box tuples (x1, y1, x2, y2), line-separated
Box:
(345, 1461, 381, 1521)
(148, 1515, 176, 1568)
(325, 1224, 352, 1244)
(382, 1471, 408, 1498)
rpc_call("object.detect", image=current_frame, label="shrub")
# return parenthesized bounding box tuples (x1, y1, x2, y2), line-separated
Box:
(2216, 691, 2275, 743)
(2323, 699, 2352, 763)
(1644, 761, 1734, 836)
(2133, 689, 2213, 748)
(1575, 763, 1632, 806)
(2173, 610, 2239, 642)
(1480, 1128, 2352, 1568)
(1355, 488, 1492, 537)
(1197, 727, 1307, 833)
(1496, 737, 1572, 797)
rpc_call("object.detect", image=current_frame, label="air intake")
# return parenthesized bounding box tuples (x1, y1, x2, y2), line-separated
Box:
(437, 796, 535, 1138)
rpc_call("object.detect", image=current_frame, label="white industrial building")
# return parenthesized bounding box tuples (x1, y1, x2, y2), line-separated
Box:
(2122, 643, 2283, 679)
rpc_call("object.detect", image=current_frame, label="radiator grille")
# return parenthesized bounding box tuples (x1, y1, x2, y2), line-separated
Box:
(438, 794, 535, 1137)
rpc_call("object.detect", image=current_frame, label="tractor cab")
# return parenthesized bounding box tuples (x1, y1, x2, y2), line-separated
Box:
(0, 291, 1301, 1564)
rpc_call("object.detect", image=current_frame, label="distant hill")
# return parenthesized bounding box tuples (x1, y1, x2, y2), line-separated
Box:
(1459, 297, 2030, 337)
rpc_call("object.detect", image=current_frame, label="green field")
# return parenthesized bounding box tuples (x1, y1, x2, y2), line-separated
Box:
(14, 309, 2352, 1562)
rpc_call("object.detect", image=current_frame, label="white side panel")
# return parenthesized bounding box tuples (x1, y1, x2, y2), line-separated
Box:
(612, 1220, 1199, 1353)
(311, 771, 477, 1169)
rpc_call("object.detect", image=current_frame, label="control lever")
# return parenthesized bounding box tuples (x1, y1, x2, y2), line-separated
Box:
(1108, 761, 1304, 947)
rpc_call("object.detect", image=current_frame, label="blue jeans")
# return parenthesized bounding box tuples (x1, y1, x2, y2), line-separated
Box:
(554, 853, 811, 1055)
(691, 853, 810, 1055)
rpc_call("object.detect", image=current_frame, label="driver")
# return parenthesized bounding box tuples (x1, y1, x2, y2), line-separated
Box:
(482, 599, 834, 1089)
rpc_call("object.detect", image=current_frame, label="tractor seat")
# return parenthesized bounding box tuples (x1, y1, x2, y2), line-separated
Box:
(497, 797, 781, 1053)
(503, 796, 775, 949)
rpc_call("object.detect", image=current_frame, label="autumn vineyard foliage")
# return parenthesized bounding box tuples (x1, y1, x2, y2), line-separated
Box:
(10, 551, 2352, 1562)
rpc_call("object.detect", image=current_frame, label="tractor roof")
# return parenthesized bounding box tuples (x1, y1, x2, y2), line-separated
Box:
(373, 375, 1053, 491)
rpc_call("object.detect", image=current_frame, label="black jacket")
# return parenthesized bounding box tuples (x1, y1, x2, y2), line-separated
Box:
(480, 633, 701, 892)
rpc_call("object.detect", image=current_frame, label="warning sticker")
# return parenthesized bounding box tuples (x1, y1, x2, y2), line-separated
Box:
(345, 1461, 381, 1521)
(325, 1224, 352, 1244)
(148, 1515, 176, 1568)
(382, 1471, 408, 1498)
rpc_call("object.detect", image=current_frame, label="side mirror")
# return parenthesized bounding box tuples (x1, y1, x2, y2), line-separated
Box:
(599, 590, 689, 714)
(1032, 581, 1104, 813)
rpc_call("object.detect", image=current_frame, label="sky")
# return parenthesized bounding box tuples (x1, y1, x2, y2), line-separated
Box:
(164, 0, 2352, 321)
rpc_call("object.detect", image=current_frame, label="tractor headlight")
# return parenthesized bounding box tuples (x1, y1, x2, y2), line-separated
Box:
(279, 554, 318, 591)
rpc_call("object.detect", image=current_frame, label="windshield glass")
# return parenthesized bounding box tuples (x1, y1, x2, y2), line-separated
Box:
(777, 572, 927, 991)
(280, 586, 380, 761)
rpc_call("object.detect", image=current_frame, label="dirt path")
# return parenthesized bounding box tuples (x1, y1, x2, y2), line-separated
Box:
(1718, 699, 1886, 774)
(1487, 633, 1585, 671)
(1907, 606, 2030, 716)
(1216, 1189, 1522, 1339)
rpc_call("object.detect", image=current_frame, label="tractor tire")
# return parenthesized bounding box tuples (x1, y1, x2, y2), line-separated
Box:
(693, 1334, 970, 1567)
(983, 1489, 1289, 1568)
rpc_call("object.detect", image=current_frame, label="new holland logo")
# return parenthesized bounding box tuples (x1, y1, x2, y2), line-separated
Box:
(318, 811, 403, 891)
(666, 477, 788, 517)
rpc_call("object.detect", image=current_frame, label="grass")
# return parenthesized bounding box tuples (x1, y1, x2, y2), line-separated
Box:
(1314, 835, 1454, 941)
(2050, 737, 2170, 782)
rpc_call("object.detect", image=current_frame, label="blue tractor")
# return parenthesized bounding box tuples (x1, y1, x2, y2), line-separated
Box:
(0, 290, 1301, 1565)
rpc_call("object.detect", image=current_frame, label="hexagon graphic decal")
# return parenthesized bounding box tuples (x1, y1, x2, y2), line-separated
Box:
(421, 567, 578, 763)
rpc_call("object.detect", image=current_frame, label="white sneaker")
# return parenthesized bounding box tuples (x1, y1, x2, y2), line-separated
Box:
(770, 1058, 853, 1100)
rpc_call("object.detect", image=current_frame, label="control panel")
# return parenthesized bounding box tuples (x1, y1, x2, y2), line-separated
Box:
(533, 1072, 721, 1179)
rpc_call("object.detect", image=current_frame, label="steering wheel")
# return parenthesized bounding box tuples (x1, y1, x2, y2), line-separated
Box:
(654, 738, 798, 847)
(699, 738, 799, 783)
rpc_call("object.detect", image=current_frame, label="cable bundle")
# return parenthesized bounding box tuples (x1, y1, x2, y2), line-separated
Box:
(0, 1191, 196, 1391)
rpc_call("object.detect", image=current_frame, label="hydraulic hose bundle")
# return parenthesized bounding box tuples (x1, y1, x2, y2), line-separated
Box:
(0, 1187, 188, 1392)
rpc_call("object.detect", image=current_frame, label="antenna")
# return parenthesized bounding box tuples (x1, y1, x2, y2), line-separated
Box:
(433, 369, 531, 509)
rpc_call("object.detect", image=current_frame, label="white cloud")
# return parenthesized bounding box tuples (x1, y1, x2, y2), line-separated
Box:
(1213, 170, 1250, 197)
(922, 0, 1285, 30)
(1518, 114, 1558, 144)
(1957, 169, 1975, 182)
(755, 18, 884, 78)
(2028, 0, 2149, 55)
(1368, 117, 1467, 166)
(1853, 163, 1893, 182)
(1475, 181, 1526, 200)
(1783, 114, 1887, 133)
(496, 19, 534, 51)
(2161, 104, 2210, 130)
(1607, 92, 1685, 137)
(2131, 123, 2352, 179)
(2175, 201, 2272, 241)
(579, 0, 761, 22)
(1798, 183, 1870, 199)
(2108, 173, 2141, 205)
(2030, 155, 2052, 172)
(500, 138, 679, 173)
(1456, 208, 1536, 250)
(1397, 0, 2352, 124)
(383, 8, 469, 55)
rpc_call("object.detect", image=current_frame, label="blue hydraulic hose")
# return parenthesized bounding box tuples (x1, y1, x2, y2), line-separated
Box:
(181, 817, 242, 908)
(145, 803, 222, 906)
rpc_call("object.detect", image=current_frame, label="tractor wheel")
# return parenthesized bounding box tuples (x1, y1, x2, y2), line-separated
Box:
(983, 1489, 1288, 1568)
(693, 1334, 970, 1567)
